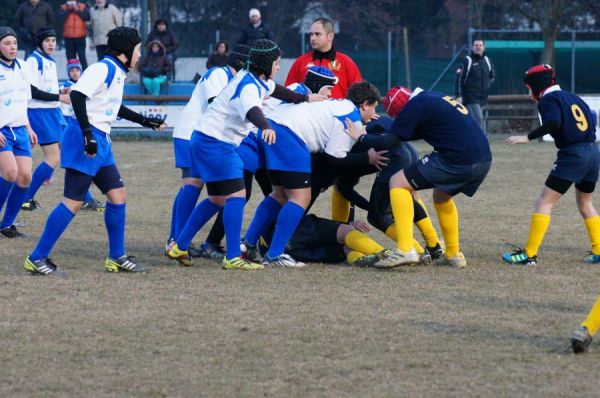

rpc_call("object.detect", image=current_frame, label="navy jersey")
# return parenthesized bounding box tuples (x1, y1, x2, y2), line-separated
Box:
(538, 89, 596, 148)
(389, 91, 492, 165)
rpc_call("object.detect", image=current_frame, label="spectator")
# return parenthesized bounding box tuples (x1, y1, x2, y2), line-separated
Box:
(206, 40, 228, 69)
(146, 19, 178, 64)
(238, 8, 274, 46)
(90, 0, 122, 61)
(140, 40, 171, 96)
(58, 0, 90, 70)
(14, 0, 55, 57)
(285, 17, 362, 99)
(455, 38, 495, 131)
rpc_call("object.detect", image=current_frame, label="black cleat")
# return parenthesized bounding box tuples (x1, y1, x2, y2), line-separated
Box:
(240, 240, 261, 263)
(21, 199, 41, 211)
(24, 256, 67, 277)
(1, 225, 25, 238)
(571, 326, 593, 354)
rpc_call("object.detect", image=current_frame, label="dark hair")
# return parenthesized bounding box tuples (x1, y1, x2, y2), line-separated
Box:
(216, 40, 229, 53)
(472, 37, 485, 45)
(347, 81, 381, 106)
(312, 17, 335, 34)
(154, 19, 168, 28)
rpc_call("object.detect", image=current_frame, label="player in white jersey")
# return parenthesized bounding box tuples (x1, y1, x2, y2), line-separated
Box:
(200, 65, 339, 261)
(24, 27, 166, 276)
(166, 45, 250, 255)
(166, 39, 326, 270)
(21, 28, 72, 211)
(242, 81, 381, 267)
(0, 27, 70, 239)
(59, 58, 104, 212)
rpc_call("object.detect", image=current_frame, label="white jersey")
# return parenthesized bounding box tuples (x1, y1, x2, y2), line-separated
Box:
(172, 66, 234, 140)
(262, 82, 309, 117)
(268, 99, 361, 158)
(0, 58, 32, 128)
(71, 56, 127, 134)
(26, 50, 59, 109)
(196, 69, 275, 146)
(59, 79, 76, 119)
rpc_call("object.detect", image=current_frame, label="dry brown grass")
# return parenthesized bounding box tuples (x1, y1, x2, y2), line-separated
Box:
(2, 136, 600, 397)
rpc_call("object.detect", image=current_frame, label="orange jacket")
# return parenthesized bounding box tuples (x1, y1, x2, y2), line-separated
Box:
(60, 2, 89, 39)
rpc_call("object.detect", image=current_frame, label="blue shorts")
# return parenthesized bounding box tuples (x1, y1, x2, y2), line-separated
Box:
(173, 137, 200, 178)
(406, 152, 491, 197)
(28, 108, 67, 145)
(376, 142, 419, 183)
(190, 131, 244, 183)
(61, 123, 116, 176)
(551, 143, 599, 184)
(259, 120, 311, 173)
(237, 132, 266, 174)
(0, 126, 31, 157)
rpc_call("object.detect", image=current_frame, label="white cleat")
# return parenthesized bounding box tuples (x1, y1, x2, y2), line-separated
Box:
(374, 248, 420, 269)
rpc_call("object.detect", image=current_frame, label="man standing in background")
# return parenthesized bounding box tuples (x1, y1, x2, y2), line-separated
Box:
(59, 0, 90, 70)
(286, 17, 362, 100)
(455, 38, 495, 131)
(14, 0, 55, 57)
(90, 0, 122, 61)
(238, 8, 274, 46)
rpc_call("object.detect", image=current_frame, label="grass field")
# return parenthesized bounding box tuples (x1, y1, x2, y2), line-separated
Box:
(2, 135, 600, 397)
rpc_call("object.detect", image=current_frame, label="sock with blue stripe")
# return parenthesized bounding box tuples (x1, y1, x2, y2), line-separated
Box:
(169, 188, 182, 241)
(176, 198, 221, 251)
(223, 197, 246, 259)
(244, 195, 282, 246)
(0, 177, 14, 214)
(266, 201, 305, 258)
(105, 202, 126, 259)
(0, 185, 28, 228)
(31, 203, 75, 261)
(175, 184, 201, 237)
(26, 161, 54, 201)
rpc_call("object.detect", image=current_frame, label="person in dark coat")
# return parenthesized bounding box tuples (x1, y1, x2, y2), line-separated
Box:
(14, 0, 55, 57)
(146, 19, 179, 63)
(140, 40, 172, 95)
(237, 8, 274, 45)
(206, 40, 229, 69)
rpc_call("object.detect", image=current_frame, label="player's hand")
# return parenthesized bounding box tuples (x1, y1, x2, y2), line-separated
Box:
(350, 220, 371, 233)
(82, 127, 97, 156)
(367, 148, 388, 170)
(59, 93, 71, 105)
(0, 132, 6, 147)
(28, 129, 38, 148)
(308, 93, 327, 102)
(370, 113, 380, 120)
(344, 118, 365, 142)
(261, 128, 276, 145)
(142, 116, 166, 131)
(505, 135, 529, 145)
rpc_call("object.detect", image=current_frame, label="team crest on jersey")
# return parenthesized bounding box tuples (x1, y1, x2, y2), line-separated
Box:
(116, 77, 122, 85)
(0, 74, 5, 81)
(328, 60, 341, 72)
(4, 99, 11, 106)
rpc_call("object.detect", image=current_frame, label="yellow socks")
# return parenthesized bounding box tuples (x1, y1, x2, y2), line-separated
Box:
(344, 230, 383, 255)
(346, 250, 364, 264)
(582, 296, 600, 336)
(524, 213, 551, 258)
(384, 226, 425, 254)
(416, 217, 439, 248)
(331, 186, 351, 222)
(584, 216, 600, 255)
(434, 199, 459, 258)
(390, 188, 414, 252)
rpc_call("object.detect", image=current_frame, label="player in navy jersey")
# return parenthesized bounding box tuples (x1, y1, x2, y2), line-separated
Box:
(345, 85, 492, 268)
(0, 26, 70, 239)
(502, 64, 600, 266)
(166, 39, 326, 270)
(24, 27, 166, 276)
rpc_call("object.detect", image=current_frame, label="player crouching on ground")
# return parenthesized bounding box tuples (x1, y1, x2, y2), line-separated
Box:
(344, 85, 492, 268)
(24, 27, 166, 276)
(258, 214, 389, 267)
(502, 65, 600, 266)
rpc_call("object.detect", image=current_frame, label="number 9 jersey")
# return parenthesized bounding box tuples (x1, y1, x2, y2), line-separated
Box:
(538, 85, 596, 148)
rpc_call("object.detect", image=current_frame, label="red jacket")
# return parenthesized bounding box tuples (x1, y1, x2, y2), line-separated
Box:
(59, 2, 89, 39)
(285, 50, 362, 99)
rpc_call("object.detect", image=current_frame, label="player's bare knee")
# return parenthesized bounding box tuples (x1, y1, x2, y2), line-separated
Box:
(2, 167, 18, 182)
(63, 198, 84, 213)
(336, 224, 354, 244)
(16, 171, 32, 186)
(106, 187, 127, 204)
(389, 171, 410, 189)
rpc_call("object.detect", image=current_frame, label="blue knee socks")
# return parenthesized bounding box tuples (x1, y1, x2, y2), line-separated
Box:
(0, 177, 14, 214)
(175, 184, 201, 237)
(244, 196, 282, 246)
(176, 198, 221, 250)
(0, 184, 28, 228)
(26, 161, 54, 201)
(223, 197, 245, 259)
(267, 201, 306, 258)
(105, 202, 126, 259)
(31, 203, 75, 261)
(169, 188, 182, 241)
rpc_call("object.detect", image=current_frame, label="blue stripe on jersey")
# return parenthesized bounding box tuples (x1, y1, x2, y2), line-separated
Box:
(103, 56, 127, 73)
(29, 53, 44, 72)
(201, 66, 234, 83)
(539, 90, 596, 148)
(230, 73, 268, 101)
(333, 106, 361, 125)
(33, 50, 55, 63)
(100, 59, 117, 88)
(294, 83, 310, 96)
